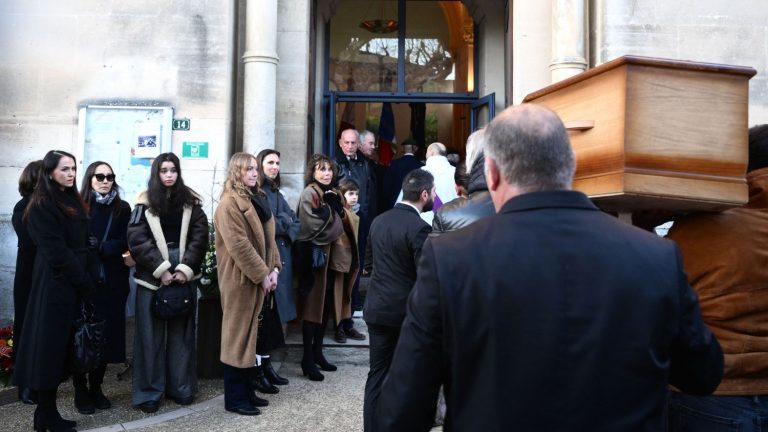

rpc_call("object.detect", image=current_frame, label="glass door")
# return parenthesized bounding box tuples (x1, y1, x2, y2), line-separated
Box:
(328, 94, 477, 164)
(470, 93, 495, 131)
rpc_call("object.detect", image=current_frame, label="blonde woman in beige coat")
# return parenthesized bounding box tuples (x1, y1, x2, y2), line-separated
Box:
(214, 152, 281, 416)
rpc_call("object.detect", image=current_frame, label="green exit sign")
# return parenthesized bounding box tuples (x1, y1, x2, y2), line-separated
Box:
(172, 118, 190, 130)
(183, 142, 209, 159)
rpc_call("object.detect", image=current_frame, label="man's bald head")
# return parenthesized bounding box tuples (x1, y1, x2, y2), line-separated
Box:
(339, 129, 359, 157)
(426, 142, 447, 158)
(484, 104, 575, 193)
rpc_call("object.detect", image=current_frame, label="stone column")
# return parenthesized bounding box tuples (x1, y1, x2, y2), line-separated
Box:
(550, 0, 588, 83)
(243, 0, 279, 154)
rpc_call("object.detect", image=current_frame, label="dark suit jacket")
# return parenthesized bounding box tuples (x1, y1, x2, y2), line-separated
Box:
(375, 191, 723, 432)
(382, 155, 423, 210)
(335, 150, 376, 219)
(363, 203, 431, 328)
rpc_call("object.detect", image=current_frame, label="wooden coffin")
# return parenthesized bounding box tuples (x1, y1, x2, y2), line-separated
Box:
(523, 55, 756, 212)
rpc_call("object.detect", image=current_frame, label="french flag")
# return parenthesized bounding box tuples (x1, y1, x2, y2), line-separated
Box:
(377, 102, 395, 166)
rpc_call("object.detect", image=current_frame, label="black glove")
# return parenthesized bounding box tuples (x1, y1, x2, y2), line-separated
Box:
(323, 191, 344, 216)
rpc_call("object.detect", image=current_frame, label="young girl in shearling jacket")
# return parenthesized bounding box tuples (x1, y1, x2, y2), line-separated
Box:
(127, 152, 208, 413)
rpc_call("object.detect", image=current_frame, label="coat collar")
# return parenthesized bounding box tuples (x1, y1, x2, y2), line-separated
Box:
(395, 201, 421, 215)
(335, 150, 365, 164)
(134, 190, 193, 262)
(222, 190, 267, 240)
(499, 190, 599, 214)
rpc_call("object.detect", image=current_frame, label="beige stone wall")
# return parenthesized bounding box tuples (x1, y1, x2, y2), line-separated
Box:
(512, 0, 554, 104)
(0, 1, 237, 322)
(0, 1, 237, 206)
(591, 0, 768, 123)
(512, 0, 767, 124)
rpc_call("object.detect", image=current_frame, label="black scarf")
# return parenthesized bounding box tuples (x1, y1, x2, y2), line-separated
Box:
(250, 188, 272, 223)
(314, 181, 334, 192)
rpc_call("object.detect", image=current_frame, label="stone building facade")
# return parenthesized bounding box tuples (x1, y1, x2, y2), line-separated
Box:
(1, 0, 766, 322)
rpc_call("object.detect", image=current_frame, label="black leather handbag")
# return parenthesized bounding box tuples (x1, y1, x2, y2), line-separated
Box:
(256, 293, 286, 353)
(72, 301, 106, 373)
(151, 282, 196, 320)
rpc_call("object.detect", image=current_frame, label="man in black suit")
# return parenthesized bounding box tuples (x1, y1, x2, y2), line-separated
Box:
(381, 140, 423, 211)
(363, 169, 434, 432)
(375, 104, 724, 431)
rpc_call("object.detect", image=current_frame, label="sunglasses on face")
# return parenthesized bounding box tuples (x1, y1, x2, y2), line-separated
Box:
(94, 174, 116, 182)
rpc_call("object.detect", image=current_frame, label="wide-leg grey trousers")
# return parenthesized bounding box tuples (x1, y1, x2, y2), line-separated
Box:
(132, 248, 198, 405)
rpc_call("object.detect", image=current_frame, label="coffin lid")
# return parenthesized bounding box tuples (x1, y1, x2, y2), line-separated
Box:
(523, 55, 757, 103)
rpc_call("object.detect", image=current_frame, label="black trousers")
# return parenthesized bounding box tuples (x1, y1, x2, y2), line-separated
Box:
(223, 364, 252, 410)
(363, 322, 401, 432)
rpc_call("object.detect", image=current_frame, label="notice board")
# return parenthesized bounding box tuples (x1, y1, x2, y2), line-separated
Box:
(77, 105, 173, 204)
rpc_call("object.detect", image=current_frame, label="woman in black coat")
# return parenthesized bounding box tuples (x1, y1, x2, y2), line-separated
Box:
(254, 149, 299, 388)
(71, 161, 131, 414)
(13, 150, 97, 432)
(12, 159, 42, 405)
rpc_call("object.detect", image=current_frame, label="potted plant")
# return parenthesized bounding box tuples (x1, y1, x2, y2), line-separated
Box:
(198, 223, 220, 299)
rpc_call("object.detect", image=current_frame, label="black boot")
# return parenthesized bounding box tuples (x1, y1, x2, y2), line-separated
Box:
(245, 373, 270, 407)
(19, 387, 37, 404)
(89, 365, 111, 410)
(73, 373, 95, 414)
(250, 365, 279, 394)
(34, 389, 76, 432)
(314, 322, 337, 372)
(301, 321, 324, 381)
(261, 356, 289, 385)
(248, 392, 269, 407)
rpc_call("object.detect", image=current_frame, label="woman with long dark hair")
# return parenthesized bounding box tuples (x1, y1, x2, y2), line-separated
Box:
(12, 160, 42, 405)
(71, 161, 131, 414)
(253, 149, 298, 388)
(127, 152, 208, 413)
(295, 154, 359, 381)
(13, 150, 96, 432)
(215, 152, 280, 415)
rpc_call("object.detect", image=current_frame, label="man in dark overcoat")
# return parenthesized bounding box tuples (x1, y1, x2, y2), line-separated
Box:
(362, 169, 434, 431)
(381, 140, 423, 211)
(375, 104, 724, 431)
(334, 128, 374, 339)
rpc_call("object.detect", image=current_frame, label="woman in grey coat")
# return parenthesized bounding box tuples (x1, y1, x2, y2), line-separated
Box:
(255, 149, 299, 387)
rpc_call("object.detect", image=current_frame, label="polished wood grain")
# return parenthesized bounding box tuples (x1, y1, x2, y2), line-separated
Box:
(523, 55, 757, 212)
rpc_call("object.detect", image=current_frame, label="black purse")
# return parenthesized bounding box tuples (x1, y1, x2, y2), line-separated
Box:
(256, 294, 285, 353)
(72, 301, 106, 373)
(151, 282, 196, 320)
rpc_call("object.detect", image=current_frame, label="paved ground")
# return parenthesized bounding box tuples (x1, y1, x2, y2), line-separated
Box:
(0, 318, 385, 432)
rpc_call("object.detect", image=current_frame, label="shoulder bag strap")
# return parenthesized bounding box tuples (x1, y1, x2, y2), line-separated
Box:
(101, 210, 114, 243)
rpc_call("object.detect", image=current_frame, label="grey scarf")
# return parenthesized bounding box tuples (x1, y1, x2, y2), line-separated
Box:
(93, 189, 117, 205)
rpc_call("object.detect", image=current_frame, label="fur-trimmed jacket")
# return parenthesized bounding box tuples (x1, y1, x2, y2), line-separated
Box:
(127, 191, 209, 291)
